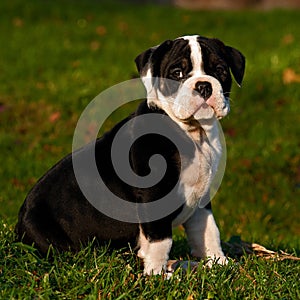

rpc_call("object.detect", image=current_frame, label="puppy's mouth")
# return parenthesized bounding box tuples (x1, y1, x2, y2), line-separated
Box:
(177, 97, 229, 124)
(169, 77, 229, 123)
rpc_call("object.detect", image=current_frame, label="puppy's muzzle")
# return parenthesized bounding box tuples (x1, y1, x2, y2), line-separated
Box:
(172, 76, 229, 122)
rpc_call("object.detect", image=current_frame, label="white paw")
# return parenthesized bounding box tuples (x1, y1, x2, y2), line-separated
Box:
(142, 238, 172, 276)
(205, 255, 228, 268)
(143, 263, 165, 276)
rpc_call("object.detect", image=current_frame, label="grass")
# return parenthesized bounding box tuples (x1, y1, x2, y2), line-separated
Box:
(1, 222, 299, 299)
(0, 0, 299, 298)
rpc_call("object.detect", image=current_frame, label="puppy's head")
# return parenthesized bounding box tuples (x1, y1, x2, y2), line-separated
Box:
(135, 35, 245, 124)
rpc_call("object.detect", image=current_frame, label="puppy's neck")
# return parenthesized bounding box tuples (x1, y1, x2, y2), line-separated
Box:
(178, 118, 213, 143)
(183, 117, 222, 175)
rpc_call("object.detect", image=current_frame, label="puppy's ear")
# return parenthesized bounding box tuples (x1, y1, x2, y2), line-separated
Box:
(135, 40, 173, 76)
(135, 48, 154, 75)
(226, 46, 246, 87)
(151, 40, 173, 63)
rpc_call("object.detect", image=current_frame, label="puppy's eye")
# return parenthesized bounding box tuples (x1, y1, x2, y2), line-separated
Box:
(170, 68, 184, 80)
(216, 65, 228, 78)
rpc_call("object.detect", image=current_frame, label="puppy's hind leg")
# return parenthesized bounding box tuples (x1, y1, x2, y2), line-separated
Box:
(15, 215, 52, 254)
(16, 202, 73, 254)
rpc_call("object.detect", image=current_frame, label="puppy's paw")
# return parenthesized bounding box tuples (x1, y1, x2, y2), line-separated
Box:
(143, 262, 165, 276)
(205, 255, 228, 268)
(142, 238, 172, 276)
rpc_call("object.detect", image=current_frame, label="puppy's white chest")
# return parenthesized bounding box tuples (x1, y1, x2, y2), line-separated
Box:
(174, 122, 223, 225)
(179, 143, 212, 207)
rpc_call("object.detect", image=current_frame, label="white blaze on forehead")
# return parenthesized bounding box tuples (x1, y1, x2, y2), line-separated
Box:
(182, 35, 205, 76)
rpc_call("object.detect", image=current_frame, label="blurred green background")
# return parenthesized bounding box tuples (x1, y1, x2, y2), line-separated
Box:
(0, 0, 299, 251)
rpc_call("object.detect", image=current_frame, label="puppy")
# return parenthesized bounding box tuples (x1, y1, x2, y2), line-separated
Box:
(16, 35, 245, 276)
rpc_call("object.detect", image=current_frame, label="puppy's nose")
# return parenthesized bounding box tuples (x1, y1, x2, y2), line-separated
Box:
(195, 81, 212, 101)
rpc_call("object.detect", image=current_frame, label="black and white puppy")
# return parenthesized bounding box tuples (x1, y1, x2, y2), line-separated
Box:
(16, 35, 245, 276)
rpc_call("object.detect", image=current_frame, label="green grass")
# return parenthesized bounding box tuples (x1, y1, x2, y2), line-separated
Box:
(1, 221, 299, 299)
(0, 0, 300, 298)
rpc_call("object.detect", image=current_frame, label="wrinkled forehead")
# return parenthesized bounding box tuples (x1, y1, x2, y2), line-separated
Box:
(160, 37, 192, 66)
(172, 35, 203, 64)
(179, 35, 204, 72)
(153, 35, 204, 78)
(170, 35, 227, 69)
(177, 35, 202, 53)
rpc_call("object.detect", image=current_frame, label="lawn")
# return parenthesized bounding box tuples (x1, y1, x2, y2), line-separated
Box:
(0, 0, 299, 298)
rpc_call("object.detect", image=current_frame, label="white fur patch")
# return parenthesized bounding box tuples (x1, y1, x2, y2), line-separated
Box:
(198, 118, 223, 180)
(183, 208, 227, 265)
(174, 117, 223, 225)
(143, 238, 173, 275)
(137, 225, 148, 259)
(182, 35, 205, 76)
(138, 227, 172, 275)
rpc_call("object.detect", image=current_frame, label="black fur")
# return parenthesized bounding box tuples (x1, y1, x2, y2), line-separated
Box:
(15, 100, 198, 253)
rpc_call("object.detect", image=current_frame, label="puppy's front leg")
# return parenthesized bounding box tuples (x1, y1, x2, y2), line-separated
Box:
(183, 206, 227, 266)
(138, 222, 172, 275)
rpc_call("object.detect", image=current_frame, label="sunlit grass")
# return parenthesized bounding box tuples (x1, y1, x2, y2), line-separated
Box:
(0, 0, 299, 298)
